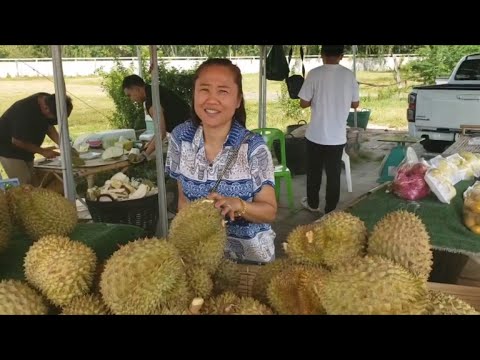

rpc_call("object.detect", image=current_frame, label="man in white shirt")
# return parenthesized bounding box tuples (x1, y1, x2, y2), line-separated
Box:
(298, 45, 359, 214)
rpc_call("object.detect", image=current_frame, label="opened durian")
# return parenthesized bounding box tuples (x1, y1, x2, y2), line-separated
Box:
(15, 187, 78, 240)
(316, 211, 367, 268)
(426, 290, 479, 315)
(61, 294, 110, 315)
(0, 191, 12, 253)
(0, 279, 49, 315)
(267, 264, 328, 315)
(367, 210, 433, 281)
(24, 235, 97, 307)
(169, 199, 226, 274)
(321, 256, 428, 315)
(100, 238, 189, 315)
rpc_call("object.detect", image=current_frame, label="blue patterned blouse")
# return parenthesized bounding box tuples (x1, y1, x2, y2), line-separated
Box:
(165, 120, 276, 263)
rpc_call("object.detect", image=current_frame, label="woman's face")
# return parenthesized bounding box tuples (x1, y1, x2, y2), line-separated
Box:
(194, 65, 241, 129)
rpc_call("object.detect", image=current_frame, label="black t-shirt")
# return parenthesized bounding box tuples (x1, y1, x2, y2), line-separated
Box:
(145, 85, 191, 132)
(0, 93, 57, 161)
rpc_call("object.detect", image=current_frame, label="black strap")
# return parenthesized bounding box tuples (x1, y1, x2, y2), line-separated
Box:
(210, 133, 254, 193)
(288, 46, 305, 78)
(288, 46, 305, 77)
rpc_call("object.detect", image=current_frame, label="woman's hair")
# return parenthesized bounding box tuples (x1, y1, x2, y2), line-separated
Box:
(191, 58, 246, 127)
(45, 94, 73, 117)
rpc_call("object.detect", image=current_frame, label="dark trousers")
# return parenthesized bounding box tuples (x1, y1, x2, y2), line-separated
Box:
(305, 139, 345, 213)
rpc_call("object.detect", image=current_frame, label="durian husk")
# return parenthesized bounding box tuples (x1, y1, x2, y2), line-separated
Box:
(0, 191, 12, 253)
(267, 264, 328, 315)
(0, 279, 49, 315)
(169, 199, 226, 274)
(250, 258, 292, 303)
(284, 223, 323, 265)
(5, 184, 35, 227)
(61, 294, 110, 315)
(212, 258, 241, 296)
(367, 210, 433, 281)
(321, 256, 428, 315)
(100, 238, 189, 315)
(186, 266, 213, 299)
(204, 291, 272, 315)
(15, 187, 78, 240)
(24, 235, 97, 307)
(426, 290, 479, 315)
(316, 211, 367, 269)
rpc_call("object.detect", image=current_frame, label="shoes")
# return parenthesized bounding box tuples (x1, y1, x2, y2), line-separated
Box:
(300, 197, 321, 213)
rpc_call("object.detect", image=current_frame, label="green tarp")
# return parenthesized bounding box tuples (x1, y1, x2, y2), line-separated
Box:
(0, 223, 146, 281)
(348, 180, 480, 256)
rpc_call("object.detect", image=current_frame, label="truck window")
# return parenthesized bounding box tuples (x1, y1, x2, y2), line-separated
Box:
(455, 59, 480, 80)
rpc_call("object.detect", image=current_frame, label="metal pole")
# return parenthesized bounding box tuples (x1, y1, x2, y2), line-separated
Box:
(258, 45, 268, 128)
(149, 45, 169, 238)
(51, 45, 76, 203)
(136, 46, 143, 78)
(352, 45, 358, 128)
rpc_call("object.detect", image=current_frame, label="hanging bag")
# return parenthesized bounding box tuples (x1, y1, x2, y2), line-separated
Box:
(266, 45, 290, 81)
(286, 46, 305, 99)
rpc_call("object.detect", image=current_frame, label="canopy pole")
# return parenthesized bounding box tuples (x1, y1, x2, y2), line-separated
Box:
(258, 45, 268, 129)
(149, 45, 169, 238)
(352, 45, 358, 128)
(136, 46, 143, 78)
(51, 45, 75, 203)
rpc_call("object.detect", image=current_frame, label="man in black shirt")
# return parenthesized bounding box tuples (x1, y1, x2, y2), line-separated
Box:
(122, 74, 190, 160)
(0, 93, 73, 184)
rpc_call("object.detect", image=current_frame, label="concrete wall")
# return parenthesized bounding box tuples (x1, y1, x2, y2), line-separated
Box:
(0, 55, 420, 78)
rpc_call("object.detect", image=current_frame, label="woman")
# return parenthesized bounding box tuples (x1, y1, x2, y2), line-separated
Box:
(165, 58, 277, 263)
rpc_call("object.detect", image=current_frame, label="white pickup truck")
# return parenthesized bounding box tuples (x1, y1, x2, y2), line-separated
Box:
(407, 53, 480, 152)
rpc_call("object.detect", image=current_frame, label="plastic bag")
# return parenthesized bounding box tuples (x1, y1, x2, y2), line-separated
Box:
(392, 162, 431, 200)
(463, 181, 480, 234)
(266, 45, 289, 81)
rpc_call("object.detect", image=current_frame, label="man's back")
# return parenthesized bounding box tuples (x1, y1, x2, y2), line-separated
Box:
(145, 86, 190, 133)
(299, 64, 358, 145)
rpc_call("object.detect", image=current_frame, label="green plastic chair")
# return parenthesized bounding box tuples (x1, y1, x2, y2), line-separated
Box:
(251, 128, 294, 211)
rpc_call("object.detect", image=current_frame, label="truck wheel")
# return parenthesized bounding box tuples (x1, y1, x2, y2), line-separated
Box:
(422, 139, 452, 153)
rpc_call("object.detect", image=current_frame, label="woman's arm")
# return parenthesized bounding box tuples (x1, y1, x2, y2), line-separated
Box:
(208, 186, 277, 223)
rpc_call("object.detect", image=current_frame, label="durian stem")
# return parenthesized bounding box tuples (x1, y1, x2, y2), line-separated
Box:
(189, 298, 204, 315)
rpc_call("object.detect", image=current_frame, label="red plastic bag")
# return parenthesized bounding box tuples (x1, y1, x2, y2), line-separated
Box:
(392, 162, 430, 200)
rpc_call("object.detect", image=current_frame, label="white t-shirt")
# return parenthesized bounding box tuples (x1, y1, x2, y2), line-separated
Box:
(298, 64, 359, 145)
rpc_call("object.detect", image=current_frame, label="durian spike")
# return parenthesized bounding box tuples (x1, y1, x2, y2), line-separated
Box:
(189, 297, 204, 315)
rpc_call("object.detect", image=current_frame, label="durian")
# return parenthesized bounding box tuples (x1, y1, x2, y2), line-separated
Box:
(24, 235, 97, 307)
(204, 291, 272, 315)
(316, 211, 367, 268)
(186, 267, 213, 299)
(0, 191, 12, 252)
(267, 265, 328, 315)
(0, 280, 48, 315)
(212, 258, 241, 296)
(426, 290, 479, 315)
(284, 223, 323, 265)
(15, 187, 78, 240)
(250, 258, 291, 303)
(100, 238, 189, 315)
(321, 256, 428, 315)
(169, 199, 226, 274)
(61, 294, 110, 315)
(367, 210, 433, 281)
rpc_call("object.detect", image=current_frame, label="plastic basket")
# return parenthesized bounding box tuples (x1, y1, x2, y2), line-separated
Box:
(86, 194, 159, 237)
(347, 109, 371, 129)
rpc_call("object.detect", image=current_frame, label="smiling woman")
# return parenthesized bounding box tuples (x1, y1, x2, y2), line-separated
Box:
(165, 58, 278, 264)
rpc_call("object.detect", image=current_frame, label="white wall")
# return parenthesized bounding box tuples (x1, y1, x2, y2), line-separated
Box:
(0, 55, 420, 78)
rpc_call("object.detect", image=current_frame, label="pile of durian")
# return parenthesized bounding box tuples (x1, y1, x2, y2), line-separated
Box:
(86, 172, 158, 201)
(0, 185, 477, 315)
(235, 210, 478, 315)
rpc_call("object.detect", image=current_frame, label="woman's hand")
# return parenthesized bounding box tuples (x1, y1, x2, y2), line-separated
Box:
(208, 192, 243, 221)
